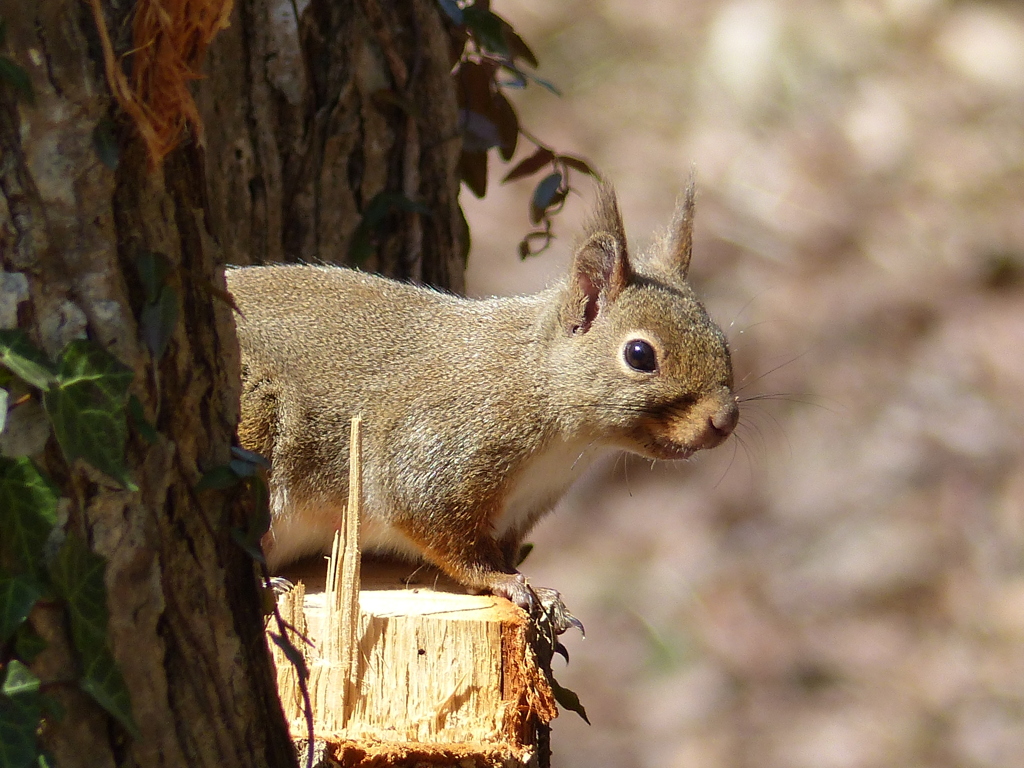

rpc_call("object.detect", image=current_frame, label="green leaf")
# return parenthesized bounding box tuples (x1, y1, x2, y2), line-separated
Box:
(436, 0, 463, 25)
(195, 464, 241, 492)
(558, 154, 598, 178)
(139, 285, 179, 360)
(0, 331, 56, 390)
(502, 147, 554, 183)
(549, 676, 590, 724)
(135, 251, 172, 305)
(13, 624, 47, 665)
(515, 542, 534, 567)
(91, 118, 119, 170)
(47, 535, 137, 736)
(530, 172, 562, 224)
(2, 662, 39, 698)
(0, 56, 34, 106)
(0, 386, 8, 434)
(230, 445, 270, 469)
(0, 661, 42, 768)
(459, 150, 488, 198)
(127, 395, 158, 444)
(0, 458, 58, 576)
(0, 572, 43, 643)
(462, 7, 508, 56)
(43, 340, 135, 490)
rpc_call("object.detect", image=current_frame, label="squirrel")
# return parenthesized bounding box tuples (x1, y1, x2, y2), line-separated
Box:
(226, 184, 738, 629)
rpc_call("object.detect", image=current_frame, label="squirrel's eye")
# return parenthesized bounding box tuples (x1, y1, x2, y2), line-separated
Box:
(624, 339, 658, 372)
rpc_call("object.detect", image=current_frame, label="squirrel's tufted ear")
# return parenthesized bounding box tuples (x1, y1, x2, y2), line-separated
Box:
(653, 179, 696, 281)
(560, 184, 632, 335)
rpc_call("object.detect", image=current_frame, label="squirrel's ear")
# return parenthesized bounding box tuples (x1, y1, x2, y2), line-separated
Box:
(560, 185, 632, 335)
(654, 179, 696, 281)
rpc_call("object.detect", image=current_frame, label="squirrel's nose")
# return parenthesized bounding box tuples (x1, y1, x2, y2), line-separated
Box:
(694, 398, 739, 450)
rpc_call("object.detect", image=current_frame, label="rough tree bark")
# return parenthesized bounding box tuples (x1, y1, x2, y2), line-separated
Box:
(198, 0, 465, 288)
(0, 0, 463, 766)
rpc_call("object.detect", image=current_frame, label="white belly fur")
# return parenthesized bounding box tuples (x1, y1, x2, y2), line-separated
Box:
(493, 434, 607, 538)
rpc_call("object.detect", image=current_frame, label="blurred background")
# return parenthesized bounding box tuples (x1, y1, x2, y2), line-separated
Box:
(460, 1, 1024, 766)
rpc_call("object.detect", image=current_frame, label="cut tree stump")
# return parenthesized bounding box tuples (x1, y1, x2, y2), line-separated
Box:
(265, 418, 558, 767)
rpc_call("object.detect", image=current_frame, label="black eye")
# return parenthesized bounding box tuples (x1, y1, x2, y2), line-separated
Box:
(624, 339, 658, 372)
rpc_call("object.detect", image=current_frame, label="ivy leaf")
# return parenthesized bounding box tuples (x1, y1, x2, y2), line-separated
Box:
(0, 572, 43, 644)
(436, 0, 463, 25)
(549, 675, 590, 725)
(127, 395, 158, 444)
(13, 624, 47, 665)
(195, 464, 241, 492)
(47, 535, 137, 736)
(530, 172, 563, 224)
(502, 147, 554, 183)
(459, 151, 488, 199)
(230, 446, 270, 469)
(0, 330, 56, 390)
(135, 251, 172, 305)
(91, 118, 119, 171)
(43, 340, 136, 490)
(0, 661, 43, 768)
(558, 154, 598, 178)
(0, 457, 58, 577)
(462, 7, 509, 56)
(139, 285, 179, 360)
(0, 57, 34, 106)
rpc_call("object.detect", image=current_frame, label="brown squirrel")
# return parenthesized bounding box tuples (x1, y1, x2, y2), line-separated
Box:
(227, 184, 737, 626)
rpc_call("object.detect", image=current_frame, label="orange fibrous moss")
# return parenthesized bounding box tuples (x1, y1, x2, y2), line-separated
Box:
(87, 0, 234, 167)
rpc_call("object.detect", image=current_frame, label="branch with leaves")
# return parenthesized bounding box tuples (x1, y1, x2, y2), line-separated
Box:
(441, 0, 600, 257)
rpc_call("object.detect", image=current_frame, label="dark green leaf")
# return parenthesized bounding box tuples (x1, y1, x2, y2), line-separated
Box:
(502, 147, 554, 183)
(530, 173, 562, 224)
(135, 251, 172, 305)
(0, 330, 56, 390)
(436, 0, 463, 25)
(462, 7, 508, 56)
(0, 457, 58, 576)
(13, 624, 47, 665)
(127, 395, 158, 444)
(228, 458, 257, 478)
(0, 57, 34, 106)
(0, 573, 43, 643)
(492, 93, 518, 161)
(558, 154, 598, 178)
(139, 285, 179, 360)
(232, 475, 270, 563)
(550, 676, 590, 724)
(0, 661, 42, 768)
(459, 110, 501, 153)
(459, 151, 489, 198)
(230, 445, 270, 469)
(195, 464, 241, 492)
(515, 542, 534, 567)
(91, 118, 119, 170)
(43, 340, 135, 490)
(500, 20, 539, 69)
(47, 535, 137, 736)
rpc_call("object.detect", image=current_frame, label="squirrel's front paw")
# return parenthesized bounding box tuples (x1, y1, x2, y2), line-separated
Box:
(488, 574, 584, 636)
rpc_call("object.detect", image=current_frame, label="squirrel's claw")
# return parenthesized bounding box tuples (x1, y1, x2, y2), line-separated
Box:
(532, 585, 585, 637)
(487, 575, 583, 636)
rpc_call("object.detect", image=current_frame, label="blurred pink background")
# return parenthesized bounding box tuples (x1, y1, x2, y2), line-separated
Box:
(461, 2, 1024, 766)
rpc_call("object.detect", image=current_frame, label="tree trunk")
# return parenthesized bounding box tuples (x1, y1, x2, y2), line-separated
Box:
(0, 0, 463, 766)
(198, 0, 465, 289)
